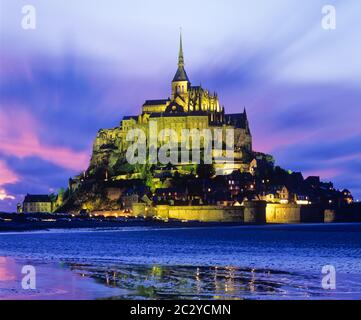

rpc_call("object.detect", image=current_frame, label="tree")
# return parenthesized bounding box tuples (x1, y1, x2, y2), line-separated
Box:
(136, 163, 155, 192)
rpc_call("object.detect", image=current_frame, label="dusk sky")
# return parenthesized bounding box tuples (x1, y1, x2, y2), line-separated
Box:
(1, 0, 361, 211)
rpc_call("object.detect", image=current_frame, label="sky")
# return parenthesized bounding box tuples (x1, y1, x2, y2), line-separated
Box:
(0, 0, 360, 211)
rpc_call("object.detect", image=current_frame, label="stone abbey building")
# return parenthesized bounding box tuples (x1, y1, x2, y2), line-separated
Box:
(91, 34, 254, 174)
(58, 34, 358, 223)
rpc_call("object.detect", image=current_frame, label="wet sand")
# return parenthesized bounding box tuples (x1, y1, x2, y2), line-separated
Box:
(0, 256, 126, 300)
(1, 224, 361, 300)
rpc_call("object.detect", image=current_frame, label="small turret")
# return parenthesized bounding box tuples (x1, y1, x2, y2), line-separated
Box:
(243, 107, 251, 134)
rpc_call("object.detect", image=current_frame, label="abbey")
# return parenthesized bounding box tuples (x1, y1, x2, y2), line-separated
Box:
(55, 34, 356, 221)
(90, 34, 254, 175)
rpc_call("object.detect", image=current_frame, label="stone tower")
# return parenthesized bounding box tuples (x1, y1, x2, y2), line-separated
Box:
(171, 31, 190, 104)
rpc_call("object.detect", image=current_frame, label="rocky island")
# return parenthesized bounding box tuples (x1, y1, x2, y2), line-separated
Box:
(47, 34, 359, 224)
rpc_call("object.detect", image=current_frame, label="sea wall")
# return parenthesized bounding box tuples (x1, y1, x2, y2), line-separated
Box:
(155, 205, 244, 222)
(154, 202, 267, 223)
(90, 202, 361, 224)
(156, 202, 330, 224)
(266, 203, 323, 224)
(243, 201, 266, 224)
(324, 204, 361, 223)
(140, 202, 325, 224)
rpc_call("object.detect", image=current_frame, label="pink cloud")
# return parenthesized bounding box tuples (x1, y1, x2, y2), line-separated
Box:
(0, 160, 18, 201)
(0, 106, 89, 171)
(0, 160, 19, 186)
(252, 130, 315, 154)
(0, 188, 15, 201)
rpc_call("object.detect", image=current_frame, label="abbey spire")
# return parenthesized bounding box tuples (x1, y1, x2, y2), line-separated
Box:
(172, 31, 190, 83)
(178, 31, 184, 67)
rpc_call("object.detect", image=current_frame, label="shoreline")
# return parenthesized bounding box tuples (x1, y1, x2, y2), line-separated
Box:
(1, 219, 361, 233)
(0, 220, 264, 233)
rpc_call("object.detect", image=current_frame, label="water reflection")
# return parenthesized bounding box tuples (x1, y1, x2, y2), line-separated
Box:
(0, 257, 17, 282)
(68, 262, 321, 300)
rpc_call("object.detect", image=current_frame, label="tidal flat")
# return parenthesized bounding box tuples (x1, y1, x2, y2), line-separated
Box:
(1, 223, 361, 300)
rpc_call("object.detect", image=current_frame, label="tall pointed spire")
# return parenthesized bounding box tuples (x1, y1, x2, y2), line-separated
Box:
(172, 28, 189, 83)
(178, 29, 184, 67)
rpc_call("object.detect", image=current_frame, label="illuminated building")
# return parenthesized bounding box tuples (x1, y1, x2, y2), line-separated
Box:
(90, 32, 253, 175)
(23, 194, 53, 213)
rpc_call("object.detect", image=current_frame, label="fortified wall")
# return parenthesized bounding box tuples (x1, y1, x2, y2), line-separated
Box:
(324, 204, 361, 223)
(154, 202, 266, 223)
(156, 205, 241, 222)
(153, 202, 324, 224)
(266, 203, 324, 223)
(90, 202, 361, 224)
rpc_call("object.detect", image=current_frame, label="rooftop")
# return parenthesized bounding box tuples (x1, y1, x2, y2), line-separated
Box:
(24, 194, 52, 203)
(143, 99, 170, 106)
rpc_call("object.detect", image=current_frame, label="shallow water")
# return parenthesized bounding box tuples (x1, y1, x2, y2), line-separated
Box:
(0, 223, 361, 299)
